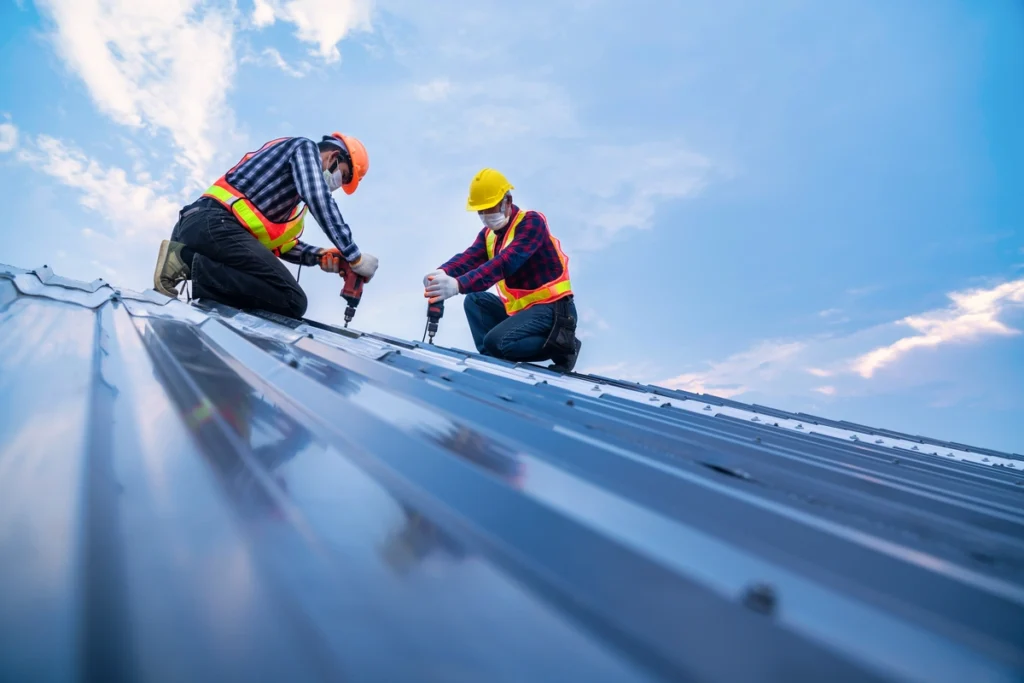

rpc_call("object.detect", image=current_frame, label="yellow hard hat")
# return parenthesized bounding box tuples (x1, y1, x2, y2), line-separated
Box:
(466, 168, 514, 211)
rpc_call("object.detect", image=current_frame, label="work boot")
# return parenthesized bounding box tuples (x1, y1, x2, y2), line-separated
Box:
(549, 338, 582, 374)
(153, 240, 191, 297)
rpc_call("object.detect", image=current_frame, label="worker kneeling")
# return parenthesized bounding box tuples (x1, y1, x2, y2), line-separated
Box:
(152, 133, 378, 318)
(424, 168, 582, 372)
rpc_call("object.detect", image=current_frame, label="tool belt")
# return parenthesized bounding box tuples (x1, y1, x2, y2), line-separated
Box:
(542, 296, 577, 358)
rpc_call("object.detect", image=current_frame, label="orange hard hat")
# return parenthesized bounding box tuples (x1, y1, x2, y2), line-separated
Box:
(328, 132, 369, 195)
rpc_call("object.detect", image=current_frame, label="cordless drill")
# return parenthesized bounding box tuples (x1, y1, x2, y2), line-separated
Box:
(337, 260, 366, 328)
(425, 300, 444, 344)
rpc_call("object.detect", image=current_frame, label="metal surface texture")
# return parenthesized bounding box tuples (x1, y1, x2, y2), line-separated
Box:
(1, 262, 1022, 683)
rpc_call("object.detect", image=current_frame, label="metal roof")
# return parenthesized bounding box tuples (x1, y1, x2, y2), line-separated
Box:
(1, 262, 1022, 683)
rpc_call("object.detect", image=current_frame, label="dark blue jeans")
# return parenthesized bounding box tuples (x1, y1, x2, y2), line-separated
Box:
(464, 292, 575, 362)
(171, 199, 307, 318)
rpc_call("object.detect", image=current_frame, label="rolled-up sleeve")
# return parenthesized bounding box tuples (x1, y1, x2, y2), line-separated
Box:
(290, 139, 361, 262)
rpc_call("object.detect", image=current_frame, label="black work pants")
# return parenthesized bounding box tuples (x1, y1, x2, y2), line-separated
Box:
(171, 199, 308, 318)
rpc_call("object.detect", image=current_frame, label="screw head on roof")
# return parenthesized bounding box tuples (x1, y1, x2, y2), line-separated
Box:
(566, 399, 575, 407)
(891, 458, 900, 465)
(912, 446, 920, 451)
(741, 583, 777, 616)
(649, 396, 660, 401)
(850, 435, 859, 441)
(751, 416, 760, 422)
(592, 385, 602, 391)
(875, 439, 884, 444)
(703, 405, 713, 411)
(773, 423, 779, 427)
(795, 423, 804, 430)
(754, 437, 762, 444)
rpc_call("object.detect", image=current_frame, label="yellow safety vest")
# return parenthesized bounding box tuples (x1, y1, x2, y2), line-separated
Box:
(484, 208, 573, 315)
(202, 138, 306, 256)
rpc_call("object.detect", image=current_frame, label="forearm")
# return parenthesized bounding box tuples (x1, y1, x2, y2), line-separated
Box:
(280, 241, 321, 266)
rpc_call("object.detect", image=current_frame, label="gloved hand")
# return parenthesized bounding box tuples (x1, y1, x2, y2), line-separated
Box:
(424, 271, 460, 303)
(423, 269, 444, 287)
(319, 248, 343, 273)
(350, 253, 379, 281)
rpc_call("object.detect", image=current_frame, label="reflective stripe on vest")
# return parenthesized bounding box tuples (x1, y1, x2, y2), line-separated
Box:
(484, 209, 572, 315)
(202, 138, 307, 256)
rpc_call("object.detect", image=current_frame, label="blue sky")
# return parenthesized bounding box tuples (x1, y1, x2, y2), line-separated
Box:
(1, 0, 1022, 452)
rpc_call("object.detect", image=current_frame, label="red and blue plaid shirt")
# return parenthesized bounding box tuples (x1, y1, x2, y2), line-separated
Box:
(440, 206, 566, 294)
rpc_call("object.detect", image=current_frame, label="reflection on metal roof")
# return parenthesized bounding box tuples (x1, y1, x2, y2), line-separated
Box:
(1, 262, 1022, 683)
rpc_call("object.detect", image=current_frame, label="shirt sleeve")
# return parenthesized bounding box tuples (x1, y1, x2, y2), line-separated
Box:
(455, 211, 547, 293)
(279, 240, 321, 266)
(290, 139, 361, 262)
(439, 229, 489, 278)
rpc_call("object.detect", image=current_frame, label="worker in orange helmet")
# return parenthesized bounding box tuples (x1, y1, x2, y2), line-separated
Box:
(424, 168, 582, 372)
(153, 132, 376, 319)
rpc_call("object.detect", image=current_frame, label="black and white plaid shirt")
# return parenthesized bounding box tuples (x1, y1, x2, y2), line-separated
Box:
(223, 136, 360, 265)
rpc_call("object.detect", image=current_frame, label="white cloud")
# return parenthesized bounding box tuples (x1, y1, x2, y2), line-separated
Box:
(819, 308, 841, 317)
(250, 0, 373, 62)
(260, 47, 310, 77)
(18, 135, 180, 240)
(660, 340, 806, 399)
(814, 385, 836, 396)
(252, 0, 276, 26)
(807, 367, 833, 378)
(572, 142, 713, 247)
(35, 0, 238, 187)
(0, 122, 18, 152)
(413, 79, 453, 103)
(852, 278, 1024, 378)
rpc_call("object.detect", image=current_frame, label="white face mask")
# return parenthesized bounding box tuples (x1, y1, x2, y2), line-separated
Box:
(324, 168, 343, 193)
(479, 199, 509, 229)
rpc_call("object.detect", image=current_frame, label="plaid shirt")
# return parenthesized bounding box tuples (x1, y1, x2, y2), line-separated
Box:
(219, 136, 360, 265)
(440, 206, 566, 294)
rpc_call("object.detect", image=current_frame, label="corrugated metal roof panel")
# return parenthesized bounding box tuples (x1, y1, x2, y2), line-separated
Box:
(1, 262, 1022, 683)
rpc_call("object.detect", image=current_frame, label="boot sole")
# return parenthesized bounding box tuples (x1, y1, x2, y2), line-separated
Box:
(153, 240, 178, 298)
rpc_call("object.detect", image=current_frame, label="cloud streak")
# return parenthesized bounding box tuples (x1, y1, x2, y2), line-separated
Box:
(249, 0, 373, 62)
(18, 134, 180, 240)
(656, 277, 1024, 403)
(35, 0, 239, 187)
(852, 278, 1024, 378)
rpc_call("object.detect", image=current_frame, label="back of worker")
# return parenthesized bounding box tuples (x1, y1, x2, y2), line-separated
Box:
(424, 168, 582, 372)
(152, 133, 378, 319)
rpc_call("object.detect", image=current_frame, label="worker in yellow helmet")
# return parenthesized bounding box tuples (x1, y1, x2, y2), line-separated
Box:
(424, 168, 581, 372)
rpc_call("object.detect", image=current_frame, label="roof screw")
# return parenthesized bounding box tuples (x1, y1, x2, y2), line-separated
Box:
(754, 437, 762, 444)
(703, 405, 713, 411)
(287, 358, 299, 369)
(649, 396, 660, 401)
(912, 446, 920, 451)
(850, 435, 859, 441)
(982, 457, 991, 463)
(741, 583, 777, 616)
(773, 423, 779, 427)
(751, 416, 760, 422)
(307, 333, 314, 338)
(875, 439, 884, 444)
(891, 458, 900, 465)
(592, 385, 602, 391)
(795, 424, 804, 430)
(566, 399, 575, 407)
